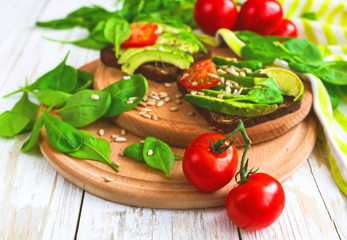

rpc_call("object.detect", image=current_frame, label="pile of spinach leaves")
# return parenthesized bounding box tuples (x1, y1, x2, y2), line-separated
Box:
(36, 0, 197, 50)
(0, 53, 149, 173)
(237, 31, 347, 109)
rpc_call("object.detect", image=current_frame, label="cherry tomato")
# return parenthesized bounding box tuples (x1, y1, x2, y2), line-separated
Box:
(194, 0, 238, 36)
(238, 0, 283, 36)
(179, 59, 220, 89)
(121, 23, 159, 48)
(270, 19, 298, 38)
(183, 133, 238, 192)
(225, 173, 285, 230)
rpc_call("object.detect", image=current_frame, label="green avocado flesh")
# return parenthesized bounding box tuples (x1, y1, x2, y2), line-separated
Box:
(121, 50, 191, 74)
(184, 94, 278, 117)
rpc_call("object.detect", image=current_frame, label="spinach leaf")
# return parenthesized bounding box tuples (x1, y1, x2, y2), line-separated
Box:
(41, 110, 83, 153)
(124, 142, 146, 162)
(36, 6, 113, 31)
(68, 130, 119, 172)
(103, 74, 148, 117)
(281, 38, 323, 64)
(21, 116, 44, 152)
(12, 92, 39, 132)
(74, 70, 94, 92)
(254, 78, 284, 95)
(28, 52, 78, 93)
(178, 31, 207, 53)
(0, 111, 30, 138)
(314, 61, 347, 85)
(235, 31, 262, 43)
(34, 90, 72, 108)
(104, 16, 131, 58)
(323, 82, 339, 109)
(245, 88, 283, 104)
(143, 137, 175, 178)
(55, 89, 111, 127)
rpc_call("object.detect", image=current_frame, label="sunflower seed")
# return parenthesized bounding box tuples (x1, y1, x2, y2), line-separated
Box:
(157, 100, 165, 107)
(98, 129, 104, 136)
(176, 99, 182, 104)
(159, 92, 168, 98)
(120, 129, 127, 136)
(175, 93, 183, 99)
(188, 111, 195, 117)
(100, 175, 113, 182)
(151, 114, 158, 121)
(170, 106, 179, 112)
(164, 82, 171, 87)
(91, 94, 99, 100)
(163, 97, 171, 103)
(147, 149, 154, 156)
(115, 137, 127, 142)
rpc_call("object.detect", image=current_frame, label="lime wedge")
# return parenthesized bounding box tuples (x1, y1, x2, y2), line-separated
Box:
(262, 68, 304, 102)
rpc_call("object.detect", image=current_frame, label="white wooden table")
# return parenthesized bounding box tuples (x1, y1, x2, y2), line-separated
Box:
(0, 0, 346, 239)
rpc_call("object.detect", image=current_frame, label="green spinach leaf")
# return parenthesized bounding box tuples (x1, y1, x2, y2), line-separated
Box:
(143, 137, 175, 178)
(68, 130, 119, 172)
(56, 89, 111, 127)
(104, 16, 131, 58)
(103, 74, 148, 117)
(281, 38, 323, 64)
(41, 110, 83, 153)
(28, 52, 78, 93)
(323, 82, 339, 109)
(34, 90, 72, 108)
(21, 116, 44, 152)
(74, 70, 94, 92)
(0, 111, 30, 138)
(12, 92, 39, 132)
(124, 142, 146, 162)
(314, 61, 347, 85)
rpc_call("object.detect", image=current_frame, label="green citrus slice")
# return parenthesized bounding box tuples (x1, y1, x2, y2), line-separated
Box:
(262, 68, 304, 102)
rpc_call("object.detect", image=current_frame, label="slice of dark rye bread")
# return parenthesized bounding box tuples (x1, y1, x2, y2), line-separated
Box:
(100, 44, 211, 83)
(176, 79, 302, 132)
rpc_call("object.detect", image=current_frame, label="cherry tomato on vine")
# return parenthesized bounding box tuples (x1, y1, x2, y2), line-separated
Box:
(179, 58, 220, 90)
(270, 19, 298, 38)
(238, 0, 283, 36)
(182, 133, 238, 192)
(225, 173, 285, 231)
(194, 0, 238, 36)
(121, 23, 159, 48)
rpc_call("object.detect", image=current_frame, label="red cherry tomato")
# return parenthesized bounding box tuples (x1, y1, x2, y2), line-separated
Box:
(179, 58, 220, 89)
(194, 0, 238, 36)
(183, 133, 238, 192)
(270, 19, 298, 38)
(121, 23, 159, 48)
(225, 173, 285, 230)
(238, 0, 283, 36)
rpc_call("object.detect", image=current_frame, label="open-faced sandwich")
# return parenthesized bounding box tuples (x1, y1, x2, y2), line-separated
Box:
(100, 22, 211, 83)
(177, 57, 304, 132)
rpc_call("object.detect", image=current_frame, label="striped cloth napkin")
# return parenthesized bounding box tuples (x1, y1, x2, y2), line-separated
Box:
(213, 0, 347, 195)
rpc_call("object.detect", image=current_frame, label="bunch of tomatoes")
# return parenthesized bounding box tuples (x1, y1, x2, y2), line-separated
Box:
(194, 0, 297, 37)
(182, 123, 285, 231)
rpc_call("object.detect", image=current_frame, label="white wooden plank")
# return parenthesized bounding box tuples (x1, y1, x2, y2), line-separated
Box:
(239, 157, 340, 240)
(307, 138, 347, 240)
(76, 193, 173, 239)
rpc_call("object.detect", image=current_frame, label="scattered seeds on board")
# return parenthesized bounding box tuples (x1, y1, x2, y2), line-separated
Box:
(217, 94, 224, 99)
(100, 175, 113, 182)
(115, 137, 127, 142)
(163, 97, 171, 103)
(120, 129, 127, 136)
(175, 93, 183, 99)
(147, 149, 154, 156)
(119, 150, 124, 157)
(159, 92, 168, 98)
(128, 97, 138, 101)
(146, 100, 156, 106)
(111, 134, 119, 139)
(142, 96, 148, 102)
(98, 129, 105, 136)
(170, 106, 179, 112)
(151, 114, 158, 121)
(138, 101, 147, 107)
(112, 160, 120, 167)
(191, 91, 197, 95)
(142, 113, 152, 119)
(126, 100, 134, 105)
(188, 111, 195, 117)
(164, 82, 171, 88)
(239, 71, 246, 77)
(91, 94, 99, 100)
(150, 95, 160, 100)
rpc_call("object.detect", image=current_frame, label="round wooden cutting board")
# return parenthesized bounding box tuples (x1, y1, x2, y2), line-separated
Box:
(39, 59, 318, 209)
(94, 46, 313, 148)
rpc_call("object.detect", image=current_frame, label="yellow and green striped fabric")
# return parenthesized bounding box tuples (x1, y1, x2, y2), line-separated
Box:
(213, 0, 347, 195)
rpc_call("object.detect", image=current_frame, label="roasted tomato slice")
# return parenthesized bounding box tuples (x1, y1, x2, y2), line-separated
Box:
(179, 58, 220, 89)
(121, 23, 159, 48)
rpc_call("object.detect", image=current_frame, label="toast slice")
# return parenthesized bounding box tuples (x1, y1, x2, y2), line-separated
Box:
(100, 44, 211, 83)
(195, 96, 301, 132)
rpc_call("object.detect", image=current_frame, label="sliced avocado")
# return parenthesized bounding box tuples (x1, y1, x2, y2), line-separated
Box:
(157, 32, 200, 53)
(212, 57, 263, 71)
(219, 74, 267, 87)
(121, 50, 191, 75)
(118, 44, 194, 64)
(210, 84, 252, 94)
(184, 94, 278, 117)
(156, 23, 191, 33)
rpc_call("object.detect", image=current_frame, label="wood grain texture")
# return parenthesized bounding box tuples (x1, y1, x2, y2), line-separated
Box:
(94, 56, 313, 148)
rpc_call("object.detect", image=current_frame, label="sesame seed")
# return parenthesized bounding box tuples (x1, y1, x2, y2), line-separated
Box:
(91, 94, 99, 100)
(170, 106, 179, 112)
(164, 82, 171, 88)
(147, 149, 154, 156)
(151, 114, 158, 121)
(115, 137, 127, 142)
(163, 97, 171, 103)
(98, 129, 104, 136)
(157, 100, 164, 107)
(120, 129, 127, 136)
